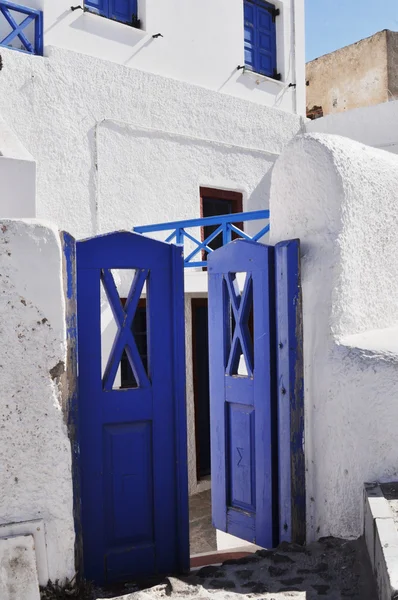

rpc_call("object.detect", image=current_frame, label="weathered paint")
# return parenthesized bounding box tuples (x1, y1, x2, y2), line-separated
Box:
(306, 30, 398, 118)
(0, 219, 75, 582)
(275, 239, 305, 544)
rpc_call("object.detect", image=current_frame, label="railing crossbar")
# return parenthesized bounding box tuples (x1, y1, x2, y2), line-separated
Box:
(134, 209, 270, 268)
(0, 0, 43, 55)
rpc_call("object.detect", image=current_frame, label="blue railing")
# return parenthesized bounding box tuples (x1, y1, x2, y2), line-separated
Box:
(0, 0, 43, 55)
(134, 209, 270, 268)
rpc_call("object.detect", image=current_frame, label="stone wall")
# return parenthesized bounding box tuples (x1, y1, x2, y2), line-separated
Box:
(306, 31, 391, 117)
(0, 219, 76, 587)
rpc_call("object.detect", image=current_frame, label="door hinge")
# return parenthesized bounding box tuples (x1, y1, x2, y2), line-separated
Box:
(269, 7, 280, 22)
(273, 69, 281, 81)
(131, 13, 141, 29)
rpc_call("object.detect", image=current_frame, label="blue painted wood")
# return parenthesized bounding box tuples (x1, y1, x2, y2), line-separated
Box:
(84, 0, 108, 17)
(244, 0, 277, 78)
(77, 231, 189, 584)
(208, 239, 276, 548)
(135, 210, 270, 233)
(134, 210, 270, 268)
(275, 240, 305, 544)
(110, 0, 137, 23)
(0, 0, 43, 55)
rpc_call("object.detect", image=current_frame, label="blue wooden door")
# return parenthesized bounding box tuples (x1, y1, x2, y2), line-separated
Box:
(76, 232, 189, 584)
(208, 238, 304, 547)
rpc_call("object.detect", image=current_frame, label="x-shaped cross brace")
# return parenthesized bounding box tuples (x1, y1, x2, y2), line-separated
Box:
(0, 7, 34, 53)
(225, 272, 254, 377)
(101, 268, 149, 391)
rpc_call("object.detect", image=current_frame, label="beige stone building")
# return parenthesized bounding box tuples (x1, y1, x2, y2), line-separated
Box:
(306, 30, 398, 119)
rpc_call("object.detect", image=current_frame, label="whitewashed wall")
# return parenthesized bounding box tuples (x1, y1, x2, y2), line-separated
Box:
(0, 219, 75, 582)
(306, 99, 398, 154)
(0, 46, 303, 238)
(0, 0, 305, 114)
(270, 133, 398, 541)
(0, 117, 36, 218)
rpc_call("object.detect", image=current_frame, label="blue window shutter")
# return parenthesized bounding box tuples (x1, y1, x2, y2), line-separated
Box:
(244, 2, 256, 71)
(244, 0, 277, 78)
(109, 0, 137, 23)
(84, 0, 109, 17)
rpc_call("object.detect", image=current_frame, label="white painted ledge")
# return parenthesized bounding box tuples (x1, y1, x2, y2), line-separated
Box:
(0, 535, 40, 600)
(364, 483, 398, 600)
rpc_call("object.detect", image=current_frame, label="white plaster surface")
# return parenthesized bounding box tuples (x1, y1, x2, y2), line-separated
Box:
(0, 158, 36, 218)
(270, 133, 398, 542)
(0, 520, 48, 586)
(0, 116, 36, 219)
(0, 46, 303, 239)
(0, 219, 75, 582)
(306, 98, 398, 154)
(216, 530, 258, 552)
(0, 535, 40, 600)
(3, 0, 305, 113)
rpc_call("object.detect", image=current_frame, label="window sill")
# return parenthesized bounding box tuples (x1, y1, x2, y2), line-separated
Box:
(240, 68, 285, 87)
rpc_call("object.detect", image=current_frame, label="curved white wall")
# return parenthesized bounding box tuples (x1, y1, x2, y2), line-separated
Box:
(270, 133, 398, 541)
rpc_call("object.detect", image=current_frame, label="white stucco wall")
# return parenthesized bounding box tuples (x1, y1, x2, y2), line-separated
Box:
(0, 117, 36, 218)
(0, 46, 303, 239)
(270, 133, 398, 541)
(306, 99, 398, 154)
(0, 535, 40, 600)
(0, 0, 305, 114)
(0, 219, 75, 582)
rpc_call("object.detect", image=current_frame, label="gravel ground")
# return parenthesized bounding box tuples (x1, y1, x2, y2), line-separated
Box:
(40, 537, 376, 600)
(90, 537, 377, 600)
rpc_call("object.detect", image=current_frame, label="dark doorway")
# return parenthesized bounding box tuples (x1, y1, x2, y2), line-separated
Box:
(120, 299, 147, 389)
(192, 298, 211, 479)
(200, 188, 243, 252)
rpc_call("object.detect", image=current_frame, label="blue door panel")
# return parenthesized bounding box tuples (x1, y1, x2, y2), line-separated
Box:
(227, 403, 255, 511)
(258, 7, 272, 30)
(77, 232, 189, 584)
(259, 32, 272, 52)
(103, 423, 153, 544)
(84, 0, 108, 16)
(110, 0, 137, 22)
(259, 54, 273, 75)
(208, 240, 276, 548)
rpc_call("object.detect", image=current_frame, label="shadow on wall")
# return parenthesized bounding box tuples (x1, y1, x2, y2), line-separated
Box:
(69, 13, 146, 47)
(245, 168, 273, 239)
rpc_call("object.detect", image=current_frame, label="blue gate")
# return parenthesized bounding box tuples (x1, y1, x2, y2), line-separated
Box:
(208, 238, 304, 547)
(76, 232, 189, 584)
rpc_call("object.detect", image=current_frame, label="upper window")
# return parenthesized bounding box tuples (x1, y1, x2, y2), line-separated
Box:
(244, 0, 279, 79)
(84, 0, 139, 27)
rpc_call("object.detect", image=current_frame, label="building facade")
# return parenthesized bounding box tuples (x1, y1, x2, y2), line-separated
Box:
(306, 30, 398, 119)
(0, 0, 305, 561)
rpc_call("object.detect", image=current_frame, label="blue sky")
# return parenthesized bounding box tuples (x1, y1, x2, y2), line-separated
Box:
(306, 0, 398, 61)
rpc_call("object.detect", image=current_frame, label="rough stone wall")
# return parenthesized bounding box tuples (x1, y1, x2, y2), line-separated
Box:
(387, 31, 398, 100)
(0, 219, 75, 582)
(306, 31, 389, 117)
(270, 133, 398, 541)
